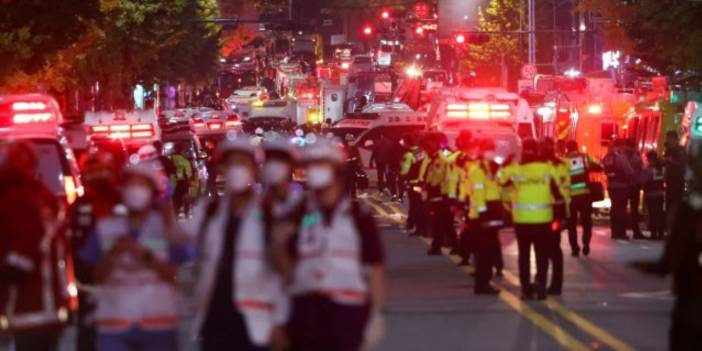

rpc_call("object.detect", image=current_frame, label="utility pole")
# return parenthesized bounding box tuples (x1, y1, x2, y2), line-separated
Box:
(528, 0, 536, 65)
(289, 0, 293, 21)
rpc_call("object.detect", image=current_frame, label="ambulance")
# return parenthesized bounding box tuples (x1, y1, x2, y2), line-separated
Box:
(0, 94, 83, 205)
(426, 87, 533, 161)
(84, 109, 161, 154)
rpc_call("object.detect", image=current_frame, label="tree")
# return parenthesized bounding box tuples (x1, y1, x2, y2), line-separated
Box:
(459, 0, 521, 86)
(580, 0, 702, 74)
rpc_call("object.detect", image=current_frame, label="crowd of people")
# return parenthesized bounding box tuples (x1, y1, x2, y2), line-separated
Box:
(0, 136, 385, 351)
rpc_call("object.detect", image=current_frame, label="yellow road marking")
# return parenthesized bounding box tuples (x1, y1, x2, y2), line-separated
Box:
(365, 197, 636, 351)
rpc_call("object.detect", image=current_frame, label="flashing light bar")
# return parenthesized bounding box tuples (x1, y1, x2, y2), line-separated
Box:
(12, 101, 47, 111)
(587, 104, 603, 114)
(224, 120, 242, 127)
(13, 112, 54, 123)
(90, 123, 156, 140)
(446, 103, 511, 120)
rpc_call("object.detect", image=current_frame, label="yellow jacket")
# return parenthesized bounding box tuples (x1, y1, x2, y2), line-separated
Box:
(497, 161, 561, 224)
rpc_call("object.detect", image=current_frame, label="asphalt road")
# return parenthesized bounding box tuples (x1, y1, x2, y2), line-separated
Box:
(363, 192, 672, 351)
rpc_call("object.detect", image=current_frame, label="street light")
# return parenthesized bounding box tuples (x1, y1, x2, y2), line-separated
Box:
(455, 33, 465, 44)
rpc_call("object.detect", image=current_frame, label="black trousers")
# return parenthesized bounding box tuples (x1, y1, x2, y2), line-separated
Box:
(567, 197, 593, 252)
(670, 299, 702, 351)
(491, 228, 504, 272)
(376, 163, 387, 191)
(645, 195, 666, 239)
(288, 295, 369, 351)
(628, 187, 643, 236)
(474, 224, 500, 291)
(548, 229, 564, 292)
(386, 169, 399, 197)
(430, 199, 453, 251)
(14, 332, 60, 351)
(609, 188, 629, 238)
(515, 224, 550, 295)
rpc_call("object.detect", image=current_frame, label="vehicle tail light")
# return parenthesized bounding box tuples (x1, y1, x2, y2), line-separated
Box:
(341, 62, 350, 70)
(225, 115, 241, 128)
(209, 122, 223, 130)
(131, 131, 154, 138)
(110, 124, 130, 132)
(446, 102, 511, 119)
(91, 125, 109, 133)
(12, 101, 47, 111)
(131, 123, 152, 131)
(587, 104, 603, 114)
(13, 113, 54, 123)
(192, 119, 206, 129)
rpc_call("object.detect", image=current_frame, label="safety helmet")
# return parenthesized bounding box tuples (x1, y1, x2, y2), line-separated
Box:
(455, 130, 473, 150)
(137, 144, 159, 161)
(122, 161, 164, 192)
(301, 138, 345, 165)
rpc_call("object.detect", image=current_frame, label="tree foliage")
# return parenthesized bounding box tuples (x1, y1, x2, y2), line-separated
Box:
(460, 0, 521, 85)
(581, 0, 702, 74)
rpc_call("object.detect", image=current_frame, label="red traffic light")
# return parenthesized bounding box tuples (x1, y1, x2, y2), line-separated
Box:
(455, 34, 465, 44)
(363, 26, 373, 36)
(453, 32, 490, 45)
(381, 10, 391, 19)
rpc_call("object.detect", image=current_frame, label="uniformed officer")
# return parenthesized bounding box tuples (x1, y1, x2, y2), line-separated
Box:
(564, 140, 602, 256)
(603, 139, 635, 239)
(456, 131, 477, 266)
(424, 134, 449, 255)
(540, 138, 570, 295)
(625, 139, 645, 239)
(170, 143, 194, 215)
(498, 138, 561, 300)
(642, 150, 666, 240)
(401, 137, 420, 232)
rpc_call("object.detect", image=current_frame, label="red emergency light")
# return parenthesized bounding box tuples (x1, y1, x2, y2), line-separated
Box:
(455, 34, 466, 44)
(91, 123, 155, 139)
(363, 25, 374, 36)
(415, 26, 425, 35)
(5, 100, 58, 124)
(381, 10, 391, 19)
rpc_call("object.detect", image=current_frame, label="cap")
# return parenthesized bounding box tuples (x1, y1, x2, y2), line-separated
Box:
(217, 136, 259, 160)
(137, 144, 159, 161)
(122, 161, 164, 190)
(301, 137, 345, 164)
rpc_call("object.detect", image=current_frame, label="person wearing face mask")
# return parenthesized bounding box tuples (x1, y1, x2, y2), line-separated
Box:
(0, 141, 72, 351)
(68, 150, 121, 351)
(282, 138, 386, 351)
(77, 161, 188, 351)
(188, 137, 289, 351)
(261, 138, 303, 219)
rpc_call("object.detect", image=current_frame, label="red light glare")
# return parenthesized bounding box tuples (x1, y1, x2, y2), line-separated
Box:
(455, 34, 466, 44)
(381, 10, 390, 19)
(12, 101, 47, 111)
(13, 112, 54, 123)
(415, 27, 424, 35)
(363, 26, 373, 35)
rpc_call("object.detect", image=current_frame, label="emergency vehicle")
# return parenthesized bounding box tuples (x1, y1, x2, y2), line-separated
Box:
(245, 99, 297, 133)
(0, 94, 83, 205)
(84, 109, 161, 154)
(426, 87, 534, 161)
(321, 85, 346, 123)
(190, 110, 242, 138)
(225, 86, 268, 118)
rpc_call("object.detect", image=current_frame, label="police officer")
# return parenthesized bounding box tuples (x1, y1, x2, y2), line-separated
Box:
(425, 134, 449, 255)
(625, 139, 645, 239)
(456, 131, 477, 266)
(171, 143, 193, 215)
(78, 161, 187, 351)
(285, 138, 386, 351)
(540, 138, 570, 295)
(632, 141, 702, 350)
(664, 131, 687, 216)
(498, 138, 561, 300)
(401, 137, 420, 232)
(603, 139, 635, 239)
(564, 140, 602, 256)
(642, 150, 666, 240)
(189, 138, 289, 351)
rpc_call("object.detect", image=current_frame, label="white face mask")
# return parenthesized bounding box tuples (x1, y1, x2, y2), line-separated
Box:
(122, 185, 153, 211)
(225, 165, 254, 193)
(263, 160, 291, 186)
(306, 164, 335, 190)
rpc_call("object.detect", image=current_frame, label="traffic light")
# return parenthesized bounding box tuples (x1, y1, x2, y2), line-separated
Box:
(362, 25, 374, 36)
(381, 9, 391, 19)
(415, 26, 425, 36)
(453, 31, 490, 45)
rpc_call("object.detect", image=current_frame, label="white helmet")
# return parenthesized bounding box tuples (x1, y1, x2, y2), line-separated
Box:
(137, 144, 159, 161)
(302, 137, 345, 164)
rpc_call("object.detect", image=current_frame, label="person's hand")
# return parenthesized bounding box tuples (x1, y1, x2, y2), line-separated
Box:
(363, 312, 386, 350)
(270, 326, 290, 351)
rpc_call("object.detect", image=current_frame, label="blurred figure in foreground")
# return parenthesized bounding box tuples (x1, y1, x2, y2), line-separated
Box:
(642, 150, 666, 240)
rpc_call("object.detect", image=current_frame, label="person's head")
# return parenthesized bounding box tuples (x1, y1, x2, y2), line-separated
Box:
(480, 138, 496, 161)
(521, 138, 539, 161)
(137, 144, 159, 161)
(539, 137, 556, 160)
(625, 138, 637, 153)
(262, 139, 295, 187)
(121, 161, 163, 213)
(152, 140, 164, 154)
(217, 137, 259, 195)
(3, 141, 38, 178)
(302, 138, 346, 201)
(566, 140, 579, 154)
(645, 150, 659, 166)
(455, 130, 473, 152)
(665, 131, 679, 149)
(556, 140, 567, 156)
(81, 150, 118, 194)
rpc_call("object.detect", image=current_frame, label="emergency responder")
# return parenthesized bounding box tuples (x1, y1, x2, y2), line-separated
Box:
(632, 141, 702, 350)
(456, 130, 477, 266)
(0, 141, 71, 351)
(370, 134, 391, 195)
(78, 161, 187, 351)
(262, 138, 304, 218)
(466, 138, 503, 295)
(664, 131, 687, 216)
(480, 140, 505, 277)
(498, 138, 561, 300)
(69, 151, 121, 351)
(387, 137, 405, 201)
(408, 137, 430, 237)
(442, 136, 463, 255)
(343, 134, 363, 198)
(171, 143, 194, 215)
(152, 141, 177, 183)
(284, 138, 386, 351)
(625, 139, 645, 239)
(564, 140, 602, 256)
(603, 139, 635, 239)
(401, 136, 420, 231)
(540, 138, 570, 295)
(203, 139, 218, 197)
(642, 150, 666, 240)
(188, 137, 289, 351)
(425, 134, 449, 255)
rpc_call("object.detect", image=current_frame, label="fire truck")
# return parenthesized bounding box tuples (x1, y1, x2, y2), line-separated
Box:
(84, 109, 161, 154)
(426, 87, 533, 161)
(0, 94, 83, 205)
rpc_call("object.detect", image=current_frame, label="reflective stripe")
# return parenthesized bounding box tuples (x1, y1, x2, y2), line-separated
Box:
(474, 183, 485, 190)
(139, 316, 179, 328)
(554, 200, 565, 205)
(471, 206, 487, 213)
(514, 204, 552, 211)
(5, 252, 34, 272)
(570, 182, 587, 190)
(239, 300, 275, 311)
(485, 220, 504, 228)
(3, 308, 68, 329)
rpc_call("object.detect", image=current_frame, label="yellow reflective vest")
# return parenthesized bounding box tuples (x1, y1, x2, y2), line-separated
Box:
(442, 151, 463, 199)
(497, 161, 560, 224)
(401, 148, 418, 177)
(466, 160, 502, 219)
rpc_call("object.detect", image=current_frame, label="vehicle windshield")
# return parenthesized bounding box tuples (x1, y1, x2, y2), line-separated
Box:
(31, 139, 68, 195)
(363, 104, 412, 113)
(354, 57, 372, 64)
(380, 45, 393, 53)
